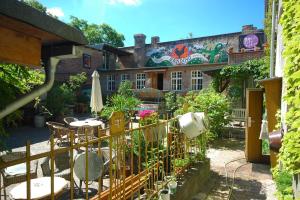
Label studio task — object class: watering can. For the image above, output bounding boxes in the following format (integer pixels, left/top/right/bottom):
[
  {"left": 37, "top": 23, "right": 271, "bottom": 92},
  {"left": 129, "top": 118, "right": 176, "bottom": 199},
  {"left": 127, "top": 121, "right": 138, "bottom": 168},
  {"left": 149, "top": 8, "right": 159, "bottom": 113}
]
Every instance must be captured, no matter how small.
[{"left": 178, "top": 112, "right": 208, "bottom": 139}]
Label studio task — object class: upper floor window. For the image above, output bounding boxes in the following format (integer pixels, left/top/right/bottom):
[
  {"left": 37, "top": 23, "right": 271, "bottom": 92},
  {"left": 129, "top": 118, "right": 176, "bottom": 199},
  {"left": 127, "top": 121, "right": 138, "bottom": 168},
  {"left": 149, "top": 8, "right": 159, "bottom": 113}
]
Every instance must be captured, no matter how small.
[
  {"left": 107, "top": 75, "right": 115, "bottom": 91},
  {"left": 171, "top": 71, "right": 182, "bottom": 91},
  {"left": 121, "top": 74, "right": 130, "bottom": 82},
  {"left": 191, "top": 70, "right": 203, "bottom": 90},
  {"left": 136, "top": 73, "right": 146, "bottom": 89},
  {"left": 103, "top": 52, "right": 110, "bottom": 70}
]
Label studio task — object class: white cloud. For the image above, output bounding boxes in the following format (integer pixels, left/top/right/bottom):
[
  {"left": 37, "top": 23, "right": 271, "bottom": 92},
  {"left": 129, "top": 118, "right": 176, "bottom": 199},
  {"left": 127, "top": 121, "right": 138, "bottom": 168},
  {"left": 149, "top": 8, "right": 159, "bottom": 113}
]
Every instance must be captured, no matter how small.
[
  {"left": 108, "top": 0, "right": 141, "bottom": 6},
  {"left": 46, "top": 7, "right": 64, "bottom": 18}
]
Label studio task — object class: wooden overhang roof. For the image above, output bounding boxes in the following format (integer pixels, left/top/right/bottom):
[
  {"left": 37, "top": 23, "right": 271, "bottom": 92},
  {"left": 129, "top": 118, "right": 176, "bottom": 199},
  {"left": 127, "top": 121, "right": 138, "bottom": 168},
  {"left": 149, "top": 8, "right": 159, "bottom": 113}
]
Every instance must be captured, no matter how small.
[{"left": 0, "top": 0, "right": 88, "bottom": 66}]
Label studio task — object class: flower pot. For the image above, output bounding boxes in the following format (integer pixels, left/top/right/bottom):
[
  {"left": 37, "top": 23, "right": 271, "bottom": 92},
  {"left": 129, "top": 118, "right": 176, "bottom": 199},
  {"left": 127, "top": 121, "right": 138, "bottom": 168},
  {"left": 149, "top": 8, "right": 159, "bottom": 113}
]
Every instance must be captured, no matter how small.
[
  {"left": 158, "top": 189, "right": 170, "bottom": 200},
  {"left": 34, "top": 115, "right": 45, "bottom": 128},
  {"left": 168, "top": 180, "right": 177, "bottom": 194}
]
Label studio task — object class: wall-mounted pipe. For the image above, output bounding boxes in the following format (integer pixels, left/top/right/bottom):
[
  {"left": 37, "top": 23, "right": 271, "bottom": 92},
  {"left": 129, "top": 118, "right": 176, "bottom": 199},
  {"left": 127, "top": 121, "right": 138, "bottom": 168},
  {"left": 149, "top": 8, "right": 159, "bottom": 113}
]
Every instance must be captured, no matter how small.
[
  {"left": 270, "top": 0, "right": 277, "bottom": 78},
  {"left": 0, "top": 57, "right": 60, "bottom": 119}
]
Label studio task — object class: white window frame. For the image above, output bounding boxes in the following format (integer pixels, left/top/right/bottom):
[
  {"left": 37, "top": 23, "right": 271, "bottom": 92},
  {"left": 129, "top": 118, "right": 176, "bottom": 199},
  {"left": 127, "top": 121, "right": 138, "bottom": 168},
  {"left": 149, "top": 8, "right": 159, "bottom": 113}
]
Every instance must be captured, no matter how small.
[
  {"left": 171, "top": 71, "right": 182, "bottom": 91},
  {"left": 191, "top": 70, "right": 203, "bottom": 90},
  {"left": 136, "top": 73, "right": 146, "bottom": 89},
  {"left": 107, "top": 75, "right": 115, "bottom": 91},
  {"left": 121, "top": 74, "right": 130, "bottom": 82},
  {"left": 103, "top": 52, "right": 110, "bottom": 70}
]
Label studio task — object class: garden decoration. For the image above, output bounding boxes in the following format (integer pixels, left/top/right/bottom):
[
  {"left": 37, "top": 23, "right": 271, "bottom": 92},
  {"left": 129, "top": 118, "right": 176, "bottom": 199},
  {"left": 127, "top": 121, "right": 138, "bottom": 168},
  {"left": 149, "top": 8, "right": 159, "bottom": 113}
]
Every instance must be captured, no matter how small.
[{"left": 178, "top": 112, "right": 207, "bottom": 139}]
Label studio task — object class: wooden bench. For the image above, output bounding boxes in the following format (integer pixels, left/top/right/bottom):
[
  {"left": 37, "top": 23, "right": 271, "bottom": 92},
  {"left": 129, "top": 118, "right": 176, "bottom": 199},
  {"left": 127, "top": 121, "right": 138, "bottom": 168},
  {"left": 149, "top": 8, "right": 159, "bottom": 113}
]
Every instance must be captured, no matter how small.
[{"left": 91, "top": 170, "right": 150, "bottom": 200}]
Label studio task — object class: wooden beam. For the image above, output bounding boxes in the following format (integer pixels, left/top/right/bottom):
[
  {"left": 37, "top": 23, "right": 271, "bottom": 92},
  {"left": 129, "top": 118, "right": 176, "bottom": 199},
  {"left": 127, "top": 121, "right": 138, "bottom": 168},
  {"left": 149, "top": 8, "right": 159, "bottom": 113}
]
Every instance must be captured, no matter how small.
[{"left": 0, "top": 26, "right": 41, "bottom": 66}]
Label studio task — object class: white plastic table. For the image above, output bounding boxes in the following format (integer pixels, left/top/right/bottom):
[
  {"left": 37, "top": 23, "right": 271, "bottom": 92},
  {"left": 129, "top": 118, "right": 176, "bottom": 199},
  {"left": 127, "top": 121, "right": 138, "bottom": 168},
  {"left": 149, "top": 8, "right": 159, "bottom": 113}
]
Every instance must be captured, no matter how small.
[
  {"left": 9, "top": 177, "right": 67, "bottom": 200},
  {"left": 70, "top": 119, "right": 104, "bottom": 128}
]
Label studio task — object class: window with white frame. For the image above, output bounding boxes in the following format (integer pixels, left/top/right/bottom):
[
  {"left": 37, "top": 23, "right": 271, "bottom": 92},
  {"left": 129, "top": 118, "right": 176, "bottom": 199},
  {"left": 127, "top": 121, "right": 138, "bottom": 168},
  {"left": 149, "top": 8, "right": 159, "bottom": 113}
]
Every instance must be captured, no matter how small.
[
  {"left": 136, "top": 73, "right": 146, "bottom": 89},
  {"left": 171, "top": 71, "right": 182, "bottom": 91},
  {"left": 107, "top": 75, "right": 115, "bottom": 91},
  {"left": 121, "top": 74, "right": 130, "bottom": 82},
  {"left": 191, "top": 70, "right": 203, "bottom": 90},
  {"left": 102, "top": 52, "right": 110, "bottom": 70}
]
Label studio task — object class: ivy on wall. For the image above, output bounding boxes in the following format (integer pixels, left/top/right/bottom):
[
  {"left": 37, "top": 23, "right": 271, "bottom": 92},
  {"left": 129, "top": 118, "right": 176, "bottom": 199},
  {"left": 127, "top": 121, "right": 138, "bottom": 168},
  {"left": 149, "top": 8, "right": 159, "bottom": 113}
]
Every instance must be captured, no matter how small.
[{"left": 279, "top": 0, "right": 300, "bottom": 175}]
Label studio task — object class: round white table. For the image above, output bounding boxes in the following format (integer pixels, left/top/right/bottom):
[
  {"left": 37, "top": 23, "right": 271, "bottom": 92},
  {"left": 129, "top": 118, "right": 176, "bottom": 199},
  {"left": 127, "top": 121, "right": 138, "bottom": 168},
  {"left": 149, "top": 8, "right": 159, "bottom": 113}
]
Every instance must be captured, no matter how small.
[
  {"left": 70, "top": 119, "right": 104, "bottom": 128},
  {"left": 9, "top": 177, "right": 67, "bottom": 200}
]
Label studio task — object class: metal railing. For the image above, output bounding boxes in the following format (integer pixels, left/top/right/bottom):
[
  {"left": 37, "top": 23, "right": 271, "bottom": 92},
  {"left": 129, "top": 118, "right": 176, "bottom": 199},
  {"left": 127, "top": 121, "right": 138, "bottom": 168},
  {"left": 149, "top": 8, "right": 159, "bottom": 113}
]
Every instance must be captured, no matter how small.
[{"left": 0, "top": 113, "right": 206, "bottom": 200}]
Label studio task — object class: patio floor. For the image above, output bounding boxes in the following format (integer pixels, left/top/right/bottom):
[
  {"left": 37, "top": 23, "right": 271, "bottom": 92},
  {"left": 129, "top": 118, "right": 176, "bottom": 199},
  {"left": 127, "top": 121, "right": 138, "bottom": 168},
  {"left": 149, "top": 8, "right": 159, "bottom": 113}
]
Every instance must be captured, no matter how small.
[{"left": 191, "top": 139, "right": 277, "bottom": 200}]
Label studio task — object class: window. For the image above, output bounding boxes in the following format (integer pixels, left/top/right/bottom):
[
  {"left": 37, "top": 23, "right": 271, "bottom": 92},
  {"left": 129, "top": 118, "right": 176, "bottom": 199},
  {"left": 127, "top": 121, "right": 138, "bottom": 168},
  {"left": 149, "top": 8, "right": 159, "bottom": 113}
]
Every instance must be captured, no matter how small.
[
  {"left": 121, "top": 74, "right": 130, "bottom": 82},
  {"left": 107, "top": 75, "right": 115, "bottom": 91},
  {"left": 191, "top": 70, "right": 203, "bottom": 90},
  {"left": 136, "top": 73, "right": 146, "bottom": 89},
  {"left": 102, "top": 52, "right": 110, "bottom": 70},
  {"left": 171, "top": 71, "right": 182, "bottom": 91}
]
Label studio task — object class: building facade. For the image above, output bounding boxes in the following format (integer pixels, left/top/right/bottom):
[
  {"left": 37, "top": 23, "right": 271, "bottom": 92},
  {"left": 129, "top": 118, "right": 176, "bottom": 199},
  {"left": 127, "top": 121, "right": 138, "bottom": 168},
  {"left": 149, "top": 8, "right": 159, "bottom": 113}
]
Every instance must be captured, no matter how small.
[{"left": 55, "top": 25, "right": 265, "bottom": 101}]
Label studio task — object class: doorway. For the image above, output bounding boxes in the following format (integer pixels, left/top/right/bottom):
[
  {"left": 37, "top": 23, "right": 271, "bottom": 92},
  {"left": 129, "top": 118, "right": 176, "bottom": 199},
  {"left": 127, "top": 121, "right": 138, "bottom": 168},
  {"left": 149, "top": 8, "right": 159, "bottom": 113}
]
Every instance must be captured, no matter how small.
[{"left": 157, "top": 73, "right": 164, "bottom": 90}]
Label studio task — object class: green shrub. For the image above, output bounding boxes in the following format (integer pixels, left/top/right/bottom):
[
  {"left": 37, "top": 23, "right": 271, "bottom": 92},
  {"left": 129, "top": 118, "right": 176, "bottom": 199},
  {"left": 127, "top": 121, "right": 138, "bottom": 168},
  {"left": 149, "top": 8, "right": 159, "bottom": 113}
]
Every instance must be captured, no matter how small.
[
  {"left": 175, "top": 87, "right": 231, "bottom": 138},
  {"left": 272, "top": 166, "right": 293, "bottom": 200},
  {"left": 46, "top": 72, "right": 87, "bottom": 118},
  {"left": 101, "top": 81, "right": 141, "bottom": 120}
]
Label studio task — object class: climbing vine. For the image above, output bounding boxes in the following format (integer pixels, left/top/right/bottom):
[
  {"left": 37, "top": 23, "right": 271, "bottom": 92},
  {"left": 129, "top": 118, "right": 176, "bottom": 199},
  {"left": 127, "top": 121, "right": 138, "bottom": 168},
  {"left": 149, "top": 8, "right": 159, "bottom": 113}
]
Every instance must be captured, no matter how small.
[{"left": 278, "top": 0, "right": 300, "bottom": 175}]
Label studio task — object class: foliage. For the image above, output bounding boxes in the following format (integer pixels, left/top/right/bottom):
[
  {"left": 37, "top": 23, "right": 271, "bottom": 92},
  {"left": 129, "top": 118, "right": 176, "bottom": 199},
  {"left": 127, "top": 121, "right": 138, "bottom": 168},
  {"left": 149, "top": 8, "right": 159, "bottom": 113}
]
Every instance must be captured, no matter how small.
[
  {"left": 22, "top": 0, "right": 58, "bottom": 19},
  {"left": 46, "top": 73, "right": 87, "bottom": 117},
  {"left": 0, "top": 64, "right": 44, "bottom": 150},
  {"left": 139, "top": 110, "right": 159, "bottom": 126},
  {"left": 164, "top": 92, "right": 179, "bottom": 113},
  {"left": 175, "top": 88, "right": 231, "bottom": 138},
  {"left": 101, "top": 81, "right": 141, "bottom": 120},
  {"left": 22, "top": 0, "right": 47, "bottom": 13},
  {"left": 69, "top": 16, "right": 125, "bottom": 47},
  {"left": 272, "top": 166, "right": 293, "bottom": 200},
  {"left": 278, "top": 0, "right": 300, "bottom": 175},
  {"left": 212, "top": 59, "right": 269, "bottom": 93}
]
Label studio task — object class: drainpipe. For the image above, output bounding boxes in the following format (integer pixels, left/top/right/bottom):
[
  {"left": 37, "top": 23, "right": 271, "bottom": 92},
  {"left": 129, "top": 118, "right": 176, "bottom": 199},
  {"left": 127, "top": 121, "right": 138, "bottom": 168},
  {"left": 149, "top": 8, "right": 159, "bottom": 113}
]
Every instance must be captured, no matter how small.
[
  {"left": 270, "top": 0, "right": 276, "bottom": 78},
  {"left": 0, "top": 57, "right": 60, "bottom": 119}
]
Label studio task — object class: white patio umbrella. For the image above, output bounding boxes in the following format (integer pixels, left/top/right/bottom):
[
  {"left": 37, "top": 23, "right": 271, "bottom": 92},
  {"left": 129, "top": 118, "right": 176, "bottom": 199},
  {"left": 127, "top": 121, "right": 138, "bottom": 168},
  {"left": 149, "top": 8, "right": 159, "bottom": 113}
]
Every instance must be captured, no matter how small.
[{"left": 90, "top": 70, "right": 103, "bottom": 114}]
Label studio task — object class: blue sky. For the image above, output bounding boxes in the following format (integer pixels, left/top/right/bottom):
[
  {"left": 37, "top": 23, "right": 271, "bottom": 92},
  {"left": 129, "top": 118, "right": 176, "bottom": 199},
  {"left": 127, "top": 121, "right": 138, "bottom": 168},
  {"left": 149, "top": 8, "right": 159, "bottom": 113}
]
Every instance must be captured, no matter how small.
[{"left": 41, "top": 0, "right": 265, "bottom": 46}]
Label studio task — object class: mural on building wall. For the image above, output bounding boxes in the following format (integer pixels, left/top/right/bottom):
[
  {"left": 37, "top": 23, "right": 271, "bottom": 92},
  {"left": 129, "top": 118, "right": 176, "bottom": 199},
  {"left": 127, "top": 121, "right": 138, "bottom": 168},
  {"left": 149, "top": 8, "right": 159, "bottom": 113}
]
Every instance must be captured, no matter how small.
[{"left": 145, "top": 41, "right": 229, "bottom": 67}]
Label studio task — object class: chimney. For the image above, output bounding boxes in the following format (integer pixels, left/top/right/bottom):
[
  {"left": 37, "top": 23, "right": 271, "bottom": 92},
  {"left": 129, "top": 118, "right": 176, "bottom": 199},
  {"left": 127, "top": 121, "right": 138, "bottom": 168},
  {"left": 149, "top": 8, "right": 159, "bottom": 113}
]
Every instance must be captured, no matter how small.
[
  {"left": 242, "top": 25, "right": 258, "bottom": 34},
  {"left": 151, "top": 36, "right": 160, "bottom": 47},
  {"left": 134, "top": 34, "right": 146, "bottom": 68}
]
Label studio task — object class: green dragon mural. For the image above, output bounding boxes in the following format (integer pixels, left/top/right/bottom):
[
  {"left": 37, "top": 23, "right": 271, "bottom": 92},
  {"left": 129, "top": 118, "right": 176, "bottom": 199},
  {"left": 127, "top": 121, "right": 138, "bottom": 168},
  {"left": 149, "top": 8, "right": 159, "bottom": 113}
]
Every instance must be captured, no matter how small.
[{"left": 145, "top": 41, "right": 229, "bottom": 67}]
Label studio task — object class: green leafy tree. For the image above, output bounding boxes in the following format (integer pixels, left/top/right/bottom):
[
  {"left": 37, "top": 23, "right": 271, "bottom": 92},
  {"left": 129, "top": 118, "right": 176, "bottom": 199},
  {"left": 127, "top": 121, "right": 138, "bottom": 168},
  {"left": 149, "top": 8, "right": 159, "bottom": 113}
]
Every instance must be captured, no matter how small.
[
  {"left": 69, "top": 16, "right": 125, "bottom": 47},
  {"left": 21, "top": 0, "right": 58, "bottom": 19},
  {"left": 22, "top": 0, "right": 47, "bottom": 13},
  {"left": 0, "top": 64, "right": 44, "bottom": 150}
]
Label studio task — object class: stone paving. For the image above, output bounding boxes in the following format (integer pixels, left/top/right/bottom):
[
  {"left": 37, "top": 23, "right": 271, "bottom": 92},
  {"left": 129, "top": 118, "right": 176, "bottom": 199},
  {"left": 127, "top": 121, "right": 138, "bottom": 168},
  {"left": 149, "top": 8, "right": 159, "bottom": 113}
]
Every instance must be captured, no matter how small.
[{"left": 191, "top": 139, "right": 277, "bottom": 200}]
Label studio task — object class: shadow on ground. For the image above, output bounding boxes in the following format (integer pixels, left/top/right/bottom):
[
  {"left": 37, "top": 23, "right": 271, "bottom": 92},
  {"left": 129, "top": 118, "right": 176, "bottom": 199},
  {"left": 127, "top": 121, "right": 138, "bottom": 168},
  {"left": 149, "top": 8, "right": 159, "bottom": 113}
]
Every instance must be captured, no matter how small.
[
  {"left": 3, "top": 126, "right": 49, "bottom": 150},
  {"left": 209, "top": 138, "right": 245, "bottom": 151}
]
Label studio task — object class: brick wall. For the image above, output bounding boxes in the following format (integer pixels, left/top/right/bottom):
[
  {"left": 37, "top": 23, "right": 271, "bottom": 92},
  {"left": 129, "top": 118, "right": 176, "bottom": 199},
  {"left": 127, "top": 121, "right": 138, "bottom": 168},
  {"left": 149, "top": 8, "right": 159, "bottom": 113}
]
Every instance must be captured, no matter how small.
[{"left": 228, "top": 50, "right": 265, "bottom": 65}]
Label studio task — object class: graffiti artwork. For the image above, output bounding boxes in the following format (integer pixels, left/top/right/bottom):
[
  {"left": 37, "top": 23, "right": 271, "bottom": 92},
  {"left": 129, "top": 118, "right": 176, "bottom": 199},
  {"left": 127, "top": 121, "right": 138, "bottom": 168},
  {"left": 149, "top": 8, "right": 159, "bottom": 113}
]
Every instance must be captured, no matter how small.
[{"left": 145, "top": 41, "right": 229, "bottom": 67}]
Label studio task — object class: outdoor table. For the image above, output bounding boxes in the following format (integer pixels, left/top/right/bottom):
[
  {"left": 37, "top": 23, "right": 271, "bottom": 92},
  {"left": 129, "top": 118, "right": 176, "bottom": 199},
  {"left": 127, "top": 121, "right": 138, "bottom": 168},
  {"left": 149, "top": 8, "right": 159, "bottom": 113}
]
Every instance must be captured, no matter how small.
[
  {"left": 9, "top": 177, "right": 67, "bottom": 200},
  {"left": 70, "top": 119, "right": 104, "bottom": 129}
]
